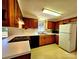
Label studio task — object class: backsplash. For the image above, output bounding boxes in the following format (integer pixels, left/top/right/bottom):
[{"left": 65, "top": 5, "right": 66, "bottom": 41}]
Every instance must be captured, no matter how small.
[{"left": 8, "top": 27, "right": 38, "bottom": 36}]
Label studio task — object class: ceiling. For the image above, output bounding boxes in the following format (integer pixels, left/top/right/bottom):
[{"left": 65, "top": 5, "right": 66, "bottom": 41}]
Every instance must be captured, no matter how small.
[{"left": 17, "top": 0, "right": 77, "bottom": 21}]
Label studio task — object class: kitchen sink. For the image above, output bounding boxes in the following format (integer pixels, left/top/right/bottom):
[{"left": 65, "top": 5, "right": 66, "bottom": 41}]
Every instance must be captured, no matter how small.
[{"left": 8, "top": 36, "right": 30, "bottom": 43}]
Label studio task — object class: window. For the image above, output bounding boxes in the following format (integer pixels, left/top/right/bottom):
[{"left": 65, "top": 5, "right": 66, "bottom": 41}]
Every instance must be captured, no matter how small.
[{"left": 38, "top": 20, "right": 45, "bottom": 33}]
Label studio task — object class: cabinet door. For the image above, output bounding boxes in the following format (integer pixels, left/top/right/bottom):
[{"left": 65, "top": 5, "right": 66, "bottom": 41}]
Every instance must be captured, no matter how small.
[
  {"left": 55, "top": 22, "right": 59, "bottom": 29},
  {"left": 47, "top": 21, "right": 53, "bottom": 29},
  {"left": 39, "top": 35, "right": 55, "bottom": 46},
  {"left": 55, "top": 35, "right": 59, "bottom": 44},
  {"left": 39, "top": 35, "right": 46, "bottom": 46},
  {"left": 46, "top": 35, "right": 55, "bottom": 44},
  {"left": 2, "top": 0, "right": 22, "bottom": 27},
  {"left": 23, "top": 18, "right": 38, "bottom": 29},
  {"left": 29, "top": 19, "right": 38, "bottom": 28},
  {"left": 2, "top": 0, "right": 9, "bottom": 26},
  {"left": 33, "top": 20, "right": 38, "bottom": 28}
]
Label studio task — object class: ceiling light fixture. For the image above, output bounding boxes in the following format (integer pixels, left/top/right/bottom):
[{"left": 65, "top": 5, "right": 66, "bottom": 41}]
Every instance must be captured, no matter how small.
[{"left": 42, "top": 8, "right": 61, "bottom": 16}]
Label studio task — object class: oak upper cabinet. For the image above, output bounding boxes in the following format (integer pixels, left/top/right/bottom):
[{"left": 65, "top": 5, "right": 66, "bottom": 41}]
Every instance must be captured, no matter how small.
[
  {"left": 23, "top": 17, "right": 38, "bottom": 29},
  {"left": 30, "top": 19, "right": 38, "bottom": 28},
  {"left": 47, "top": 21, "right": 52, "bottom": 29},
  {"left": 33, "top": 20, "right": 38, "bottom": 28},
  {"left": 54, "top": 22, "right": 59, "bottom": 29},
  {"left": 2, "top": 0, "right": 9, "bottom": 26},
  {"left": 47, "top": 21, "right": 55, "bottom": 29},
  {"left": 39, "top": 35, "right": 55, "bottom": 46},
  {"left": 2, "top": 0, "right": 22, "bottom": 27},
  {"left": 23, "top": 20, "right": 29, "bottom": 29}
]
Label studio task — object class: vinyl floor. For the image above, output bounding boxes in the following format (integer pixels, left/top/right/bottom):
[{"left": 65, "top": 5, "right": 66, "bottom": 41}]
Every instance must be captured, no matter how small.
[{"left": 31, "top": 44, "right": 76, "bottom": 59}]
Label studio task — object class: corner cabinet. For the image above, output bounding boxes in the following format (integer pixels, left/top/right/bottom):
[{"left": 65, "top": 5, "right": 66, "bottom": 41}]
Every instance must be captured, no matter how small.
[{"left": 2, "top": 0, "right": 23, "bottom": 27}]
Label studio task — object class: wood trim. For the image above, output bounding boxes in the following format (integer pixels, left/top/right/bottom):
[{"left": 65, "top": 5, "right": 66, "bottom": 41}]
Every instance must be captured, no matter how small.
[
  {"left": 22, "top": 17, "right": 37, "bottom": 20},
  {"left": 11, "top": 53, "right": 31, "bottom": 59},
  {"left": 56, "top": 17, "right": 77, "bottom": 22}
]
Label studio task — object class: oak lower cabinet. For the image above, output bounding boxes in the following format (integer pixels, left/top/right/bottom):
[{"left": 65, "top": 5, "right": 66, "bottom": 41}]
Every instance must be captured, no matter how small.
[
  {"left": 39, "top": 35, "right": 46, "bottom": 46},
  {"left": 39, "top": 35, "right": 55, "bottom": 46},
  {"left": 11, "top": 53, "right": 31, "bottom": 59}
]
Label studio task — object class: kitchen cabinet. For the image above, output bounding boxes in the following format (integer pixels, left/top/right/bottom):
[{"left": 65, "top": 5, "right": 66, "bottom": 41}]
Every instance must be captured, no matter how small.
[
  {"left": 23, "top": 20, "right": 29, "bottom": 29},
  {"left": 29, "top": 19, "right": 38, "bottom": 28},
  {"left": 31, "top": 20, "right": 38, "bottom": 28},
  {"left": 2, "top": 0, "right": 9, "bottom": 26},
  {"left": 39, "top": 35, "right": 46, "bottom": 46},
  {"left": 47, "top": 21, "right": 55, "bottom": 29},
  {"left": 54, "top": 22, "right": 59, "bottom": 29},
  {"left": 39, "top": 35, "right": 55, "bottom": 46},
  {"left": 23, "top": 17, "right": 38, "bottom": 29},
  {"left": 2, "top": 0, "right": 10, "bottom": 26},
  {"left": 2, "top": 0, "right": 22, "bottom": 27},
  {"left": 54, "top": 17, "right": 77, "bottom": 32},
  {"left": 11, "top": 53, "right": 31, "bottom": 59},
  {"left": 47, "top": 21, "right": 52, "bottom": 29}
]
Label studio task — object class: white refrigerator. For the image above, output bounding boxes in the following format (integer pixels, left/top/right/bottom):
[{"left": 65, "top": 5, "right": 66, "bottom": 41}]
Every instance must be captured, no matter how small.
[{"left": 59, "top": 23, "right": 76, "bottom": 52}]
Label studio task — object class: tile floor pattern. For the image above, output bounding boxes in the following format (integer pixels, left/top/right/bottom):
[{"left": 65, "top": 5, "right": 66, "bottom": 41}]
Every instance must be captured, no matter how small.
[{"left": 31, "top": 44, "right": 76, "bottom": 59}]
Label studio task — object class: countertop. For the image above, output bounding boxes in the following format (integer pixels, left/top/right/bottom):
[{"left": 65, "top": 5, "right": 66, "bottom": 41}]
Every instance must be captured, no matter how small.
[
  {"left": 8, "top": 33, "right": 59, "bottom": 41},
  {"left": 2, "top": 38, "right": 31, "bottom": 59}
]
